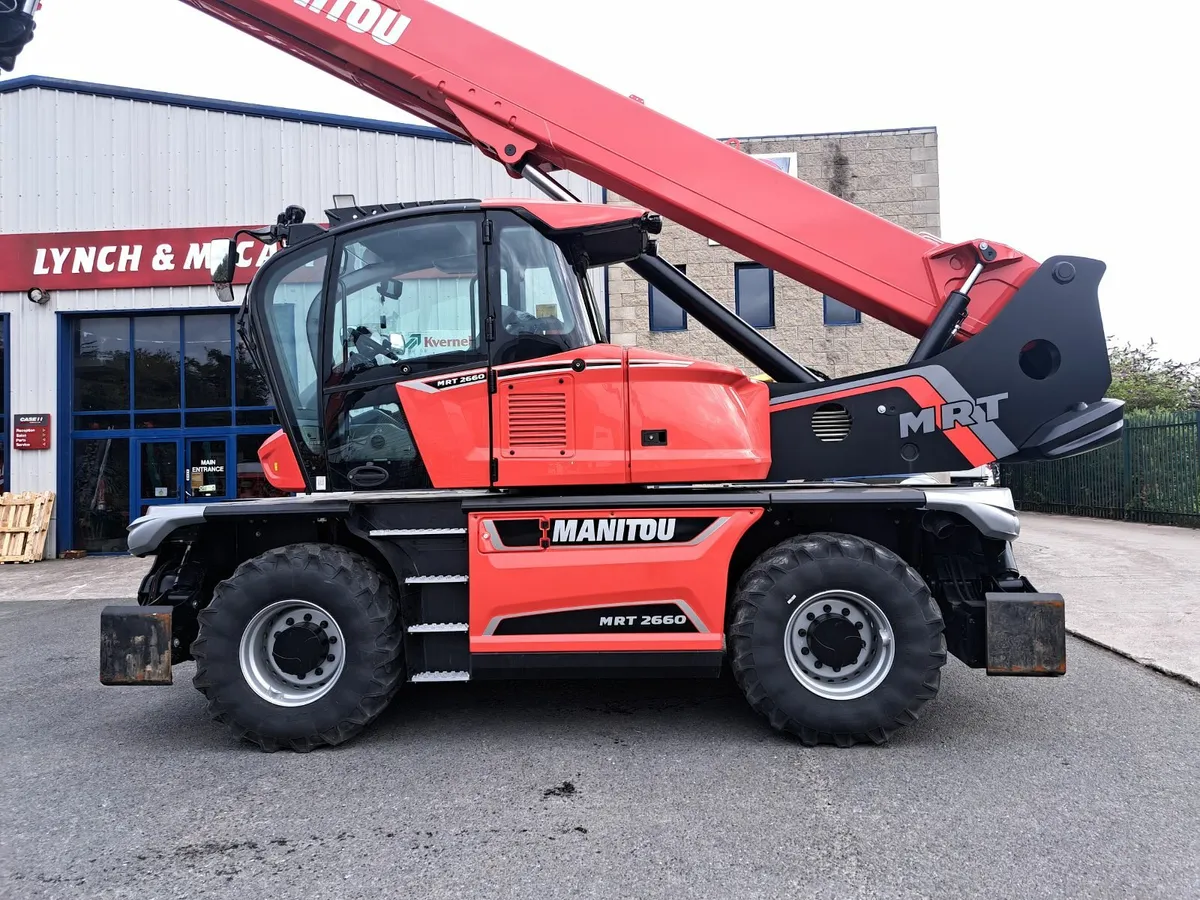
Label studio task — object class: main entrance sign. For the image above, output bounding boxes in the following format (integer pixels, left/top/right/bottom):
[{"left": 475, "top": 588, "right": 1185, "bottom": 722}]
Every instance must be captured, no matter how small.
[{"left": 0, "top": 225, "right": 285, "bottom": 291}]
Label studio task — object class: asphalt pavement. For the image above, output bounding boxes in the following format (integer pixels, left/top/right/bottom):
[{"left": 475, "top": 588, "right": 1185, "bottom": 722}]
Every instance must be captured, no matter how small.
[{"left": 1, "top": 597, "right": 1198, "bottom": 900}]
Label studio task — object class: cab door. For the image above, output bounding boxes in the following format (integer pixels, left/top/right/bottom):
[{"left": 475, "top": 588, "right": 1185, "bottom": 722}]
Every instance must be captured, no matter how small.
[
  {"left": 484, "top": 211, "right": 629, "bottom": 488},
  {"left": 319, "top": 211, "right": 493, "bottom": 490}
]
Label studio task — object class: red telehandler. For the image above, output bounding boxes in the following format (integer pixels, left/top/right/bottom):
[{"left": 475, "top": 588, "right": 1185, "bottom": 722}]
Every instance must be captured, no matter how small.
[{"left": 6, "top": 1, "right": 1121, "bottom": 750}]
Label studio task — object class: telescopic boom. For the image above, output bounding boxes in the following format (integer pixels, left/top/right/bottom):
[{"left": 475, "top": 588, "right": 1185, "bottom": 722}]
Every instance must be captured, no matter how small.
[{"left": 166, "top": 0, "right": 1039, "bottom": 343}]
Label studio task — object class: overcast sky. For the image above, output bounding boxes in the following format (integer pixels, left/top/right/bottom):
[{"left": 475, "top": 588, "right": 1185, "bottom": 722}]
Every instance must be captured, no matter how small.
[{"left": 12, "top": 0, "right": 1199, "bottom": 361}]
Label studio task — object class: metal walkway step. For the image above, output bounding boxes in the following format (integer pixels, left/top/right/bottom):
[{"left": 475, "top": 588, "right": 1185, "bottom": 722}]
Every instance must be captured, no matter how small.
[
  {"left": 405, "top": 574, "right": 468, "bottom": 584},
  {"left": 407, "top": 623, "right": 469, "bottom": 634},
  {"left": 410, "top": 670, "right": 470, "bottom": 683},
  {"left": 371, "top": 528, "right": 468, "bottom": 537}
]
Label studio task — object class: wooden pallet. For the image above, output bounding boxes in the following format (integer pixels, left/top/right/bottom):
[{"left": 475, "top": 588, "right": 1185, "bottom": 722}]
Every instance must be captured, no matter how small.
[{"left": 0, "top": 492, "right": 55, "bottom": 564}]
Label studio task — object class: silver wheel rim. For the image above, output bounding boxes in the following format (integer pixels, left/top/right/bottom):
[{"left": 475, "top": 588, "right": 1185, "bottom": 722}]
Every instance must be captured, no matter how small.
[
  {"left": 238, "top": 600, "right": 346, "bottom": 707},
  {"left": 784, "top": 589, "right": 895, "bottom": 700}
]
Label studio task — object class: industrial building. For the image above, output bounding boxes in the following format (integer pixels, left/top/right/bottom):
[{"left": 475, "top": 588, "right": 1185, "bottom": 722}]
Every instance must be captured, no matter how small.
[
  {"left": 605, "top": 130, "right": 940, "bottom": 377},
  {"left": 0, "top": 76, "right": 939, "bottom": 555}
]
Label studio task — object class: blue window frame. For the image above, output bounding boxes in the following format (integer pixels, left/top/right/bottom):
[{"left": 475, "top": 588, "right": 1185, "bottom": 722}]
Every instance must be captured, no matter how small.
[
  {"left": 735, "top": 263, "right": 774, "bottom": 329},
  {"left": 60, "top": 311, "right": 285, "bottom": 554},
  {"left": 649, "top": 264, "right": 687, "bottom": 332},
  {"left": 1, "top": 314, "right": 7, "bottom": 493},
  {"left": 823, "top": 294, "right": 861, "bottom": 326}
]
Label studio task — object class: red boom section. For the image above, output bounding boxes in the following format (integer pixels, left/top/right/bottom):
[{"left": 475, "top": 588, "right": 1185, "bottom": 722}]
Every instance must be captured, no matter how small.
[{"left": 184, "top": 0, "right": 1039, "bottom": 339}]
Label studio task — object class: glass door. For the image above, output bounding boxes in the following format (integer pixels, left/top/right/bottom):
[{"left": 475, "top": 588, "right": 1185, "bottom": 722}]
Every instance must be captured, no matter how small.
[
  {"left": 185, "top": 437, "right": 233, "bottom": 502},
  {"left": 134, "top": 438, "right": 182, "bottom": 518},
  {"left": 74, "top": 437, "right": 132, "bottom": 553}
]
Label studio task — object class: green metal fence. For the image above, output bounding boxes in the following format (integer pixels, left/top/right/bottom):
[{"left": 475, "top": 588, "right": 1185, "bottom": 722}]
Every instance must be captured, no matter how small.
[{"left": 999, "top": 410, "right": 1200, "bottom": 528}]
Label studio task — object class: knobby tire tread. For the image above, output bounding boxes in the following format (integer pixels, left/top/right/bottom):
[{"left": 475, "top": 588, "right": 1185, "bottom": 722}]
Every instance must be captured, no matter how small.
[
  {"left": 729, "top": 531, "right": 946, "bottom": 747},
  {"left": 192, "top": 542, "right": 403, "bottom": 752}
]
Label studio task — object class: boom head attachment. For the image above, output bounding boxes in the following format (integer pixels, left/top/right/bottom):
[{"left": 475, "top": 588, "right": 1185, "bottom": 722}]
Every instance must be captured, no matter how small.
[{"left": 763, "top": 255, "right": 1124, "bottom": 480}]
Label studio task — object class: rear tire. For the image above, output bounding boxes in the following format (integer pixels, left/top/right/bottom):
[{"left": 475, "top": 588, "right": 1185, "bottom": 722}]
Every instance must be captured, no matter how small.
[
  {"left": 729, "top": 532, "right": 946, "bottom": 747},
  {"left": 192, "top": 543, "right": 403, "bottom": 752}
]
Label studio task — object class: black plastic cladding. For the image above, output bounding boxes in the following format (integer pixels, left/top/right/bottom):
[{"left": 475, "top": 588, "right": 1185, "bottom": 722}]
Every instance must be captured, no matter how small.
[
  {"left": 767, "top": 386, "right": 969, "bottom": 481},
  {"left": 762, "top": 256, "right": 1122, "bottom": 480},
  {"left": 324, "top": 199, "right": 483, "bottom": 226}
]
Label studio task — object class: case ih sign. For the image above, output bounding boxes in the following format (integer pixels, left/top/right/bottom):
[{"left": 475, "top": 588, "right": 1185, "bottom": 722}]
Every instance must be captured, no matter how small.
[
  {"left": 0, "top": 226, "right": 283, "bottom": 291},
  {"left": 13, "top": 415, "right": 51, "bottom": 451}
]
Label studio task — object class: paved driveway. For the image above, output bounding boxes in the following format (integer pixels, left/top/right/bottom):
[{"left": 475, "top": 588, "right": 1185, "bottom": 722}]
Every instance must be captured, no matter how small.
[
  {"left": 1, "top": 597, "right": 1198, "bottom": 900},
  {"left": 1014, "top": 513, "right": 1200, "bottom": 685}
]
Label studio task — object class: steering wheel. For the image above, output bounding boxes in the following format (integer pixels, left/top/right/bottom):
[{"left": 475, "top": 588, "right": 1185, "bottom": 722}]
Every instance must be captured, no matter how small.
[
  {"left": 502, "top": 305, "right": 566, "bottom": 335},
  {"left": 347, "top": 404, "right": 409, "bottom": 434},
  {"left": 345, "top": 326, "right": 401, "bottom": 364}
]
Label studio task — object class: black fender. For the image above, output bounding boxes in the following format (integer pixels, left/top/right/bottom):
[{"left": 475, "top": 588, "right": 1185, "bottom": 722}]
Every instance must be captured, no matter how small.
[{"left": 126, "top": 504, "right": 210, "bottom": 557}]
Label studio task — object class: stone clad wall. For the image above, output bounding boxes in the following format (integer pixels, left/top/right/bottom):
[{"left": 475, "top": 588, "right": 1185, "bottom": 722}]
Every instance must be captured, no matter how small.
[{"left": 605, "top": 127, "right": 940, "bottom": 378}]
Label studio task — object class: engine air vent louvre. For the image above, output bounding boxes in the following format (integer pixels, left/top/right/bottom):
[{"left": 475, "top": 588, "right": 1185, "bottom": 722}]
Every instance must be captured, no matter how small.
[
  {"left": 508, "top": 393, "right": 568, "bottom": 447},
  {"left": 811, "top": 403, "right": 852, "bottom": 442}
]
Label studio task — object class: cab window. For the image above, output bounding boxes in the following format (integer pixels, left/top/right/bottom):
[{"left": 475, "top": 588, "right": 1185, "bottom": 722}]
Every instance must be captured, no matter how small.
[
  {"left": 328, "top": 214, "right": 485, "bottom": 388},
  {"left": 258, "top": 243, "right": 330, "bottom": 456},
  {"left": 491, "top": 216, "right": 597, "bottom": 365}
]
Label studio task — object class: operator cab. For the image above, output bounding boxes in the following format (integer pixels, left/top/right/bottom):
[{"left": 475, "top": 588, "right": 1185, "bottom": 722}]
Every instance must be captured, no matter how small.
[{"left": 237, "top": 199, "right": 658, "bottom": 493}]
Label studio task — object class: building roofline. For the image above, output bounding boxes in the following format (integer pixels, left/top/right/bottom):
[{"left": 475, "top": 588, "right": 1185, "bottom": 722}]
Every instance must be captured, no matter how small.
[
  {"left": 0, "top": 75, "right": 934, "bottom": 148},
  {"left": 0, "top": 74, "right": 464, "bottom": 142},
  {"left": 721, "top": 125, "right": 937, "bottom": 142}
]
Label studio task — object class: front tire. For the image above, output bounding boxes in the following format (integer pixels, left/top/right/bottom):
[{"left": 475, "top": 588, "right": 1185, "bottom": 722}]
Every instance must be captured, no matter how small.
[
  {"left": 729, "top": 532, "right": 946, "bottom": 747},
  {"left": 192, "top": 543, "right": 403, "bottom": 752}
]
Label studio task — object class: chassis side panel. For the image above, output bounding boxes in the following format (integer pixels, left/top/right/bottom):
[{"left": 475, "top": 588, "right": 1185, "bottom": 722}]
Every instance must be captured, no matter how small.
[
  {"left": 467, "top": 506, "right": 762, "bottom": 654},
  {"left": 118, "top": 484, "right": 1063, "bottom": 681}
]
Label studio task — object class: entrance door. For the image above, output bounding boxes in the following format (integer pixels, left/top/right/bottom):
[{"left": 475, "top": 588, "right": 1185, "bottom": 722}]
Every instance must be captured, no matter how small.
[
  {"left": 134, "top": 438, "right": 182, "bottom": 519},
  {"left": 185, "top": 437, "right": 233, "bottom": 502}
]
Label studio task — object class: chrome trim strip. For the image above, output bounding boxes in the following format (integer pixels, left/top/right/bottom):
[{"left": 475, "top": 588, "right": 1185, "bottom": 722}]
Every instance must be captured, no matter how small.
[
  {"left": 411, "top": 671, "right": 470, "bottom": 683},
  {"left": 684, "top": 516, "right": 730, "bottom": 546},
  {"left": 482, "top": 598, "right": 710, "bottom": 637},
  {"left": 372, "top": 528, "right": 467, "bottom": 537},
  {"left": 481, "top": 519, "right": 507, "bottom": 549}
]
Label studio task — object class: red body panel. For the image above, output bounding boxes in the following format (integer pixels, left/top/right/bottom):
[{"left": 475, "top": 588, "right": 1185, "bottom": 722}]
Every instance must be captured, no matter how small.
[
  {"left": 626, "top": 349, "right": 771, "bottom": 484},
  {"left": 482, "top": 199, "right": 648, "bottom": 231},
  {"left": 397, "top": 370, "right": 491, "bottom": 487},
  {"left": 184, "top": 0, "right": 1039, "bottom": 339},
  {"left": 493, "top": 347, "right": 629, "bottom": 487},
  {"left": 258, "top": 428, "right": 306, "bottom": 491},
  {"left": 468, "top": 507, "right": 762, "bottom": 653},
  {"left": 397, "top": 346, "right": 773, "bottom": 489}
]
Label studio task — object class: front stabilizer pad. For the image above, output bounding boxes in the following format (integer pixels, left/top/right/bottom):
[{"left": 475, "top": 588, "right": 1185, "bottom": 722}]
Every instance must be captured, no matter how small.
[
  {"left": 100, "top": 606, "right": 173, "bottom": 685},
  {"left": 984, "top": 592, "right": 1066, "bottom": 676}
]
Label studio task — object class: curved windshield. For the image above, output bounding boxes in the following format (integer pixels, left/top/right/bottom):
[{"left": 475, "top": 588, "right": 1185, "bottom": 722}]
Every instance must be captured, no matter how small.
[{"left": 257, "top": 243, "right": 329, "bottom": 456}]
